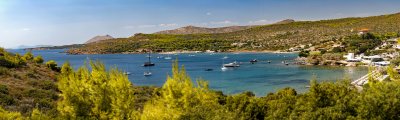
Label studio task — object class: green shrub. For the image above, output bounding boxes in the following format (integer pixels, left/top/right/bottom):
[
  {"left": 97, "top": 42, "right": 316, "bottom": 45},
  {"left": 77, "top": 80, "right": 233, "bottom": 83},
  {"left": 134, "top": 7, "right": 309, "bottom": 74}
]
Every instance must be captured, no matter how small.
[
  {"left": 45, "top": 60, "right": 59, "bottom": 71},
  {"left": 0, "top": 85, "right": 15, "bottom": 106},
  {"left": 0, "top": 67, "right": 9, "bottom": 75},
  {"left": 23, "top": 51, "right": 34, "bottom": 61},
  {"left": 33, "top": 56, "right": 44, "bottom": 64}
]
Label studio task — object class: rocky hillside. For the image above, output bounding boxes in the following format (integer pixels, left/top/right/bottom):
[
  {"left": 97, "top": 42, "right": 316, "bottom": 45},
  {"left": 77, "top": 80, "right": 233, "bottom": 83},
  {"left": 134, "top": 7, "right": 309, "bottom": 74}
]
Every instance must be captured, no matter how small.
[
  {"left": 154, "top": 25, "right": 254, "bottom": 34},
  {"left": 68, "top": 12, "right": 400, "bottom": 54},
  {"left": 0, "top": 48, "right": 59, "bottom": 116},
  {"left": 84, "top": 35, "right": 114, "bottom": 44}
]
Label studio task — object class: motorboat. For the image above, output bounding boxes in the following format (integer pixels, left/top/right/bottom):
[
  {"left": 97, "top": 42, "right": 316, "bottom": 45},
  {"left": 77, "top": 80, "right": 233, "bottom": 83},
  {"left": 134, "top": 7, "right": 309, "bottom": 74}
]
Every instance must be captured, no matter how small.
[
  {"left": 144, "top": 71, "right": 152, "bottom": 76},
  {"left": 164, "top": 56, "right": 172, "bottom": 60},
  {"left": 250, "top": 59, "right": 258, "bottom": 64},
  {"left": 223, "top": 61, "right": 240, "bottom": 67},
  {"left": 123, "top": 72, "right": 131, "bottom": 75}
]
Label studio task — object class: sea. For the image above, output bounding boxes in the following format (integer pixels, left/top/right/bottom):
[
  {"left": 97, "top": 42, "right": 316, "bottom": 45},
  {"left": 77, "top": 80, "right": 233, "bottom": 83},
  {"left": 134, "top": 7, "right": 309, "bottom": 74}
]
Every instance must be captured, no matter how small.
[{"left": 9, "top": 49, "right": 367, "bottom": 96}]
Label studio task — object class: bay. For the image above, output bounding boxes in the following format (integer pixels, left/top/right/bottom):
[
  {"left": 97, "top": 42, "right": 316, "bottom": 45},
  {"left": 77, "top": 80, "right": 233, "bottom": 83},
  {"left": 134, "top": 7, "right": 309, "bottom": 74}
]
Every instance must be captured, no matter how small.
[{"left": 9, "top": 49, "right": 367, "bottom": 96}]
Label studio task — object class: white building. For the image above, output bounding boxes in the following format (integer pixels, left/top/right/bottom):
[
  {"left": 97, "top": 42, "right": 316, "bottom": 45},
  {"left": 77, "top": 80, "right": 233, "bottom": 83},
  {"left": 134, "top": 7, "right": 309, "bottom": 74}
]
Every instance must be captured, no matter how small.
[{"left": 345, "top": 53, "right": 361, "bottom": 62}]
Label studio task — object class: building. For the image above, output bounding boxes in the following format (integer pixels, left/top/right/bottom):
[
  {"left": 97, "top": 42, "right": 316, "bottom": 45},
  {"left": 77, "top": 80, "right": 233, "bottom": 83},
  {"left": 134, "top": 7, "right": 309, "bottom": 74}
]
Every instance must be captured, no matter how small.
[{"left": 345, "top": 53, "right": 361, "bottom": 62}]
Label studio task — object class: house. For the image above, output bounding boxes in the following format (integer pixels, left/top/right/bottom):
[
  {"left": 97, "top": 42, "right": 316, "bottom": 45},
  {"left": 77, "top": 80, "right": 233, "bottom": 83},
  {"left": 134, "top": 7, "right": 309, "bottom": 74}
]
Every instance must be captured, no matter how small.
[{"left": 345, "top": 53, "right": 361, "bottom": 62}]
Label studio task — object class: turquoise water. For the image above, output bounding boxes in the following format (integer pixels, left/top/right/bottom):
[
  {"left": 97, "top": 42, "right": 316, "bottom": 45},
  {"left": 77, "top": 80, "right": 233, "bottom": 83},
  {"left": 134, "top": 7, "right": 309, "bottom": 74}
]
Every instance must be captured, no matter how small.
[{"left": 9, "top": 49, "right": 367, "bottom": 96}]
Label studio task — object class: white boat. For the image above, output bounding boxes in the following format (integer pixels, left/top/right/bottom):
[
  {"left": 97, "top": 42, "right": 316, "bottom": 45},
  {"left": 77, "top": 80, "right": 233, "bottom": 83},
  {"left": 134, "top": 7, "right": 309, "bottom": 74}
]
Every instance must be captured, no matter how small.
[
  {"left": 144, "top": 71, "right": 152, "bottom": 76},
  {"left": 164, "top": 56, "right": 172, "bottom": 60},
  {"left": 189, "top": 54, "right": 195, "bottom": 57},
  {"left": 123, "top": 72, "right": 131, "bottom": 75},
  {"left": 223, "top": 61, "right": 240, "bottom": 67},
  {"left": 222, "top": 56, "right": 229, "bottom": 59}
]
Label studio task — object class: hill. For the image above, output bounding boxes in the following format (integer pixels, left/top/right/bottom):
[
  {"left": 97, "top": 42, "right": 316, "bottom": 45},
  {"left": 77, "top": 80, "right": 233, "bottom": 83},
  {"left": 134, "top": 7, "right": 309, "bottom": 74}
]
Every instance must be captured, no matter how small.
[
  {"left": 154, "top": 25, "right": 254, "bottom": 34},
  {"left": 275, "top": 19, "right": 295, "bottom": 24},
  {"left": 0, "top": 48, "right": 59, "bottom": 116},
  {"left": 68, "top": 12, "right": 400, "bottom": 54},
  {"left": 84, "top": 35, "right": 114, "bottom": 44}
]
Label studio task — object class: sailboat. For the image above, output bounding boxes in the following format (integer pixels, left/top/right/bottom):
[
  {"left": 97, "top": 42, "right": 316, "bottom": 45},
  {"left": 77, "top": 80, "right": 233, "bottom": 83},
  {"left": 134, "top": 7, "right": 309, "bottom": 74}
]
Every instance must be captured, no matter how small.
[{"left": 143, "top": 52, "right": 155, "bottom": 67}]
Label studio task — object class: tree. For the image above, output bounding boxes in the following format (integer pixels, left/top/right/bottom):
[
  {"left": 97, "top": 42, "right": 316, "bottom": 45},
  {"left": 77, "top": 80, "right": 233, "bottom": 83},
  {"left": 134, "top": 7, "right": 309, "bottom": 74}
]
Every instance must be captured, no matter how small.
[
  {"left": 57, "top": 61, "right": 138, "bottom": 119},
  {"left": 141, "top": 61, "right": 233, "bottom": 119}
]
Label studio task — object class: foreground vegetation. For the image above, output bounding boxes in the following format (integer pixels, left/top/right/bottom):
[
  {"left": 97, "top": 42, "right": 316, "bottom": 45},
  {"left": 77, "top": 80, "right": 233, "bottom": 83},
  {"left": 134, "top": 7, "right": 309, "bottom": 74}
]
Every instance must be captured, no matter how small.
[
  {"left": 68, "top": 13, "right": 400, "bottom": 54},
  {"left": 2, "top": 48, "right": 400, "bottom": 119}
]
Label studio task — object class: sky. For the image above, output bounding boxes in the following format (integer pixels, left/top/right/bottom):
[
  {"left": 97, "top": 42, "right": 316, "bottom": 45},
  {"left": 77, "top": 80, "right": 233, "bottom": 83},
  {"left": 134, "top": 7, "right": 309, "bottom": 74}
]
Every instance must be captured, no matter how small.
[{"left": 1, "top": 0, "right": 400, "bottom": 48}]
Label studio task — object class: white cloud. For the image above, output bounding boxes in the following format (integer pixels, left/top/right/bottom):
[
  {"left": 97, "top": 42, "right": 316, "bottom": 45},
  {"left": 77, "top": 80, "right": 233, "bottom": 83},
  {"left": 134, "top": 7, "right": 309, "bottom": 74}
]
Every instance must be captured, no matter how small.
[
  {"left": 248, "top": 19, "right": 272, "bottom": 25},
  {"left": 159, "top": 23, "right": 177, "bottom": 27},
  {"left": 206, "top": 12, "right": 212, "bottom": 16}
]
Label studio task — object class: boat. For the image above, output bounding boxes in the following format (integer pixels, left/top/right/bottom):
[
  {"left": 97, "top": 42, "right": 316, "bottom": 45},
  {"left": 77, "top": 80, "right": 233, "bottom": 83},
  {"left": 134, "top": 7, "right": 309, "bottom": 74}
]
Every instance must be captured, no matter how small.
[
  {"left": 189, "top": 54, "right": 195, "bottom": 57},
  {"left": 164, "top": 56, "right": 172, "bottom": 60},
  {"left": 282, "top": 61, "right": 289, "bottom": 65},
  {"left": 222, "top": 56, "right": 229, "bottom": 59},
  {"left": 250, "top": 59, "right": 258, "bottom": 64},
  {"left": 205, "top": 68, "right": 213, "bottom": 71},
  {"left": 223, "top": 61, "right": 240, "bottom": 67},
  {"left": 123, "top": 72, "right": 131, "bottom": 75},
  {"left": 143, "top": 52, "right": 155, "bottom": 67},
  {"left": 267, "top": 60, "right": 271, "bottom": 63},
  {"left": 164, "top": 54, "right": 172, "bottom": 60},
  {"left": 143, "top": 62, "right": 155, "bottom": 67},
  {"left": 144, "top": 71, "right": 152, "bottom": 76},
  {"left": 157, "top": 56, "right": 163, "bottom": 59}
]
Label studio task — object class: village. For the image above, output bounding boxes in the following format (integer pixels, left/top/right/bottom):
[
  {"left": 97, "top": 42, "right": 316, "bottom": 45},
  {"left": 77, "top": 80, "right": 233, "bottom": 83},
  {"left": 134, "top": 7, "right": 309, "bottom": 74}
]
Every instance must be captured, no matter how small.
[{"left": 291, "top": 29, "right": 400, "bottom": 87}]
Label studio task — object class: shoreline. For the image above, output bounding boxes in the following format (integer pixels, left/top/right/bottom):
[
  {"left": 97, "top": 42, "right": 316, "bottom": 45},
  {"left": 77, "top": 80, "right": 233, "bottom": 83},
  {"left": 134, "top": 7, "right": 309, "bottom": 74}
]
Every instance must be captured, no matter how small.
[{"left": 64, "top": 49, "right": 300, "bottom": 55}]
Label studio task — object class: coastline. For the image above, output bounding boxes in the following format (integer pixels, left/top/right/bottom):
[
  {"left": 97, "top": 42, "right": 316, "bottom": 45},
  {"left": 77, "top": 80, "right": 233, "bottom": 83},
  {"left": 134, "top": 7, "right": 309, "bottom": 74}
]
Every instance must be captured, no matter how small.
[{"left": 66, "top": 49, "right": 300, "bottom": 55}]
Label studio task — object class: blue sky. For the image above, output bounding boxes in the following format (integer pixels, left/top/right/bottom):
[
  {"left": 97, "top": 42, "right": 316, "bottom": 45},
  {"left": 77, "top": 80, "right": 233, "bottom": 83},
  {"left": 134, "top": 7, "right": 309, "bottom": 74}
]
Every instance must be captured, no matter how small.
[{"left": 1, "top": 0, "right": 400, "bottom": 48}]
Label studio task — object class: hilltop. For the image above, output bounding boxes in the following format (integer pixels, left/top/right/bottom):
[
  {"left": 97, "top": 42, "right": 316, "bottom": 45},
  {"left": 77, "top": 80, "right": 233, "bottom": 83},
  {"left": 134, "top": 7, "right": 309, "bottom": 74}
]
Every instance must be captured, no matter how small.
[
  {"left": 67, "top": 12, "right": 400, "bottom": 54},
  {"left": 154, "top": 25, "right": 254, "bottom": 34},
  {"left": 84, "top": 35, "right": 114, "bottom": 44}
]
